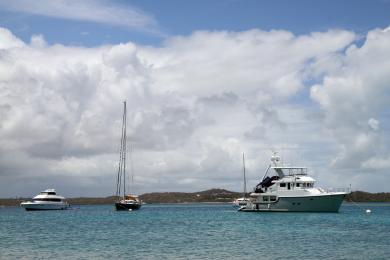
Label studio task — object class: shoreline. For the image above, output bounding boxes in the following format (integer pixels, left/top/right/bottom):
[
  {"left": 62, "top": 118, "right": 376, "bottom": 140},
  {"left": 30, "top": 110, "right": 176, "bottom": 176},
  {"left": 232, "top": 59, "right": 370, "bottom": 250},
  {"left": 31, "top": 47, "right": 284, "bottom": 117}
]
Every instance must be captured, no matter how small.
[
  {"left": 2, "top": 201, "right": 390, "bottom": 208},
  {"left": 1, "top": 190, "right": 389, "bottom": 207},
  {"left": 2, "top": 200, "right": 390, "bottom": 208}
]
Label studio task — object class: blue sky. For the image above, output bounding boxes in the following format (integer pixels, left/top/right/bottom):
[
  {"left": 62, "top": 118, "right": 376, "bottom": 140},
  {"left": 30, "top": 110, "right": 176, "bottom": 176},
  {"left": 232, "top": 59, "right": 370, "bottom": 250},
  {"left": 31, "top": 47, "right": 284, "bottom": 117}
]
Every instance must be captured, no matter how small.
[
  {"left": 0, "top": 0, "right": 390, "bottom": 197},
  {"left": 1, "top": 0, "right": 390, "bottom": 46}
]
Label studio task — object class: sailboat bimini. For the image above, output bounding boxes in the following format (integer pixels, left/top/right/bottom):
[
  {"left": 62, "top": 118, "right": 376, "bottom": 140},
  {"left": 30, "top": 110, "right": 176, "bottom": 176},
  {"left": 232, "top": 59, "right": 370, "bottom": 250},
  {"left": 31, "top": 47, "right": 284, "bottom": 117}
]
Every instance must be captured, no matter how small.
[{"left": 114, "top": 101, "right": 142, "bottom": 211}]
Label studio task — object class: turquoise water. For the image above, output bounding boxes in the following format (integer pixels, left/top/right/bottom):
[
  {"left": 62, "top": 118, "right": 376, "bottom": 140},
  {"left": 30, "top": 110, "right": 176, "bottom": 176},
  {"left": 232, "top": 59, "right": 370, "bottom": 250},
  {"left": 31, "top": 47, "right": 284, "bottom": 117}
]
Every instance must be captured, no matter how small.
[{"left": 1, "top": 203, "right": 389, "bottom": 259}]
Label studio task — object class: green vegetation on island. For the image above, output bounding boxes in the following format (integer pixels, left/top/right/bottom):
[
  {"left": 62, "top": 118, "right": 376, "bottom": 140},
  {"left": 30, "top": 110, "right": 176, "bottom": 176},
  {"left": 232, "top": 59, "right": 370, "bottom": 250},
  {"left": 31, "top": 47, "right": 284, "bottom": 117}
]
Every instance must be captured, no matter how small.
[
  {"left": 139, "top": 188, "right": 241, "bottom": 203},
  {"left": 345, "top": 191, "right": 390, "bottom": 203}
]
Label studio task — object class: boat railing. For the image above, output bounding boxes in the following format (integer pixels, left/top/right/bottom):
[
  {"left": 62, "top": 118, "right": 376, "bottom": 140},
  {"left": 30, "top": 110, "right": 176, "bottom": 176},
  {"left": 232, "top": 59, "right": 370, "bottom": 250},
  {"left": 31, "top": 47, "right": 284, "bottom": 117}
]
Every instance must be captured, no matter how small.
[
  {"left": 283, "top": 168, "right": 308, "bottom": 176},
  {"left": 286, "top": 173, "right": 308, "bottom": 176},
  {"left": 319, "top": 187, "right": 351, "bottom": 193}
]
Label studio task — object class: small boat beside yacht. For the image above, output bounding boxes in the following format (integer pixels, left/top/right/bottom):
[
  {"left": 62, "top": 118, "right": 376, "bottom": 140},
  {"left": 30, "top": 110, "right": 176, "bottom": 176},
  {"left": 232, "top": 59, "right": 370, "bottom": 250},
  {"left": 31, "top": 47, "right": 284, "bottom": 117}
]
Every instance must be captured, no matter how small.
[
  {"left": 114, "top": 101, "right": 142, "bottom": 211},
  {"left": 233, "top": 197, "right": 251, "bottom": 207},
  {"left": 20, "top": 189, "right": 70, "bottom": 211},
  {"left": 239, "top": 153, "right": 349, "bottom": 212}
]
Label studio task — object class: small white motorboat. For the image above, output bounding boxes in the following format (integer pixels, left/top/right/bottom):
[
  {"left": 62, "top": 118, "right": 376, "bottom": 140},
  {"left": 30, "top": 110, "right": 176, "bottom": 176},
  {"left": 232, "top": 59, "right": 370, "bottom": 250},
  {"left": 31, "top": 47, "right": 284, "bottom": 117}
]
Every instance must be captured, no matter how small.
[
  {"left": 20, "top": 189, "right": 70, "bottom": 211},
  {"left": 232, "top": 197, "right": 251, "bottom": 207}
]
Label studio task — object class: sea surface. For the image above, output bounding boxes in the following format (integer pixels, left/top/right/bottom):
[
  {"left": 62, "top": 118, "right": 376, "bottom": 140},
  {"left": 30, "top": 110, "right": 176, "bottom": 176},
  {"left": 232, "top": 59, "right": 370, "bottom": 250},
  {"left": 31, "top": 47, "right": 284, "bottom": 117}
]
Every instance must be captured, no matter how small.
[{"left": 1, "top": 203, "right": 389, "bottom": 259}]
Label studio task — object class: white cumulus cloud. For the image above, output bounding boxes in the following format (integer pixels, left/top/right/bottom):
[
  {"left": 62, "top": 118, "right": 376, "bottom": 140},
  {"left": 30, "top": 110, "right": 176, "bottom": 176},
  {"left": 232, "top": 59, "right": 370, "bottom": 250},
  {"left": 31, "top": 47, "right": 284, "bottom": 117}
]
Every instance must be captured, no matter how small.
[
  {"left": 310, "top": 27, "right": 390, "bottom": 172},
  {"left": 1, "top": 25, "right": 390, "bottom": 197}
]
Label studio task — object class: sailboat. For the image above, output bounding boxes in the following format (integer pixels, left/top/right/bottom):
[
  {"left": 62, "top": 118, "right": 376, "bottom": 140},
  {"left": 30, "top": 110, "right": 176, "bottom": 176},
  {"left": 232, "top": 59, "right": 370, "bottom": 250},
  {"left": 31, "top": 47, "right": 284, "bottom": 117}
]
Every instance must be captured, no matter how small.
[
  {"left": 115, "top": 101, "right": 142, "bottom": 211},
  {"left": 233, "top": 153, "right": 251, "bottom": 207}
]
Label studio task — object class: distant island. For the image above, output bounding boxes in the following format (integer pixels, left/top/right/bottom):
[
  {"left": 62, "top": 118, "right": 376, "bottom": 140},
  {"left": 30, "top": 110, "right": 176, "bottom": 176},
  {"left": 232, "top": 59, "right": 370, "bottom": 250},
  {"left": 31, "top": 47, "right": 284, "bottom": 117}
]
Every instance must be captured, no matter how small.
[
  {"left": 1, "top": 189, "right": 389, "bottom": 207},
  {"left": 344, "top": 191, "right": 390, "bottom": 203}
]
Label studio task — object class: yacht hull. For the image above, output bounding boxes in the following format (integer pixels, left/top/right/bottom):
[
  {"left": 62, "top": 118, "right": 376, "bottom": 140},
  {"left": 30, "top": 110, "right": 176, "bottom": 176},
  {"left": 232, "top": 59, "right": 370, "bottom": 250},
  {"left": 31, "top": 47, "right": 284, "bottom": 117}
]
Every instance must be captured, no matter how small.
[
  {"left": 115, "top": 202, "right": 141, "bottom": 211},
  {"left": 240, "top": 193, "right": 346, "bottom": 212},
  {"left": 21, "top": 202, "right": 69, "bottom": 211}
]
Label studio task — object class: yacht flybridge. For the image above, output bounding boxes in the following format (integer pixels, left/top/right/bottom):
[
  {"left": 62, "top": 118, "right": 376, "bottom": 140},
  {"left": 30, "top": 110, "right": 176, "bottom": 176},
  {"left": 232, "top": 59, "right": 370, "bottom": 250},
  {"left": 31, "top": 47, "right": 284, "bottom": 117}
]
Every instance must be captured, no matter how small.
[
  {"left": 20, "top": 189, "right": 69, "bottom": 211},
  {"left": 239, "top": 154, "right": 349, "bottom": 212}
]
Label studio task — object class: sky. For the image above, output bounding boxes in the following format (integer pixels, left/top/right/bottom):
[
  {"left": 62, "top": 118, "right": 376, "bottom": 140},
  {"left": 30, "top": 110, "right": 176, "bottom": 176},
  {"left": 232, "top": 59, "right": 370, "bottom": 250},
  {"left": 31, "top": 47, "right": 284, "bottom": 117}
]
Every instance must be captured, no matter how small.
[{"left": 0, "top": 0, "right": 390, "bottom": 197}]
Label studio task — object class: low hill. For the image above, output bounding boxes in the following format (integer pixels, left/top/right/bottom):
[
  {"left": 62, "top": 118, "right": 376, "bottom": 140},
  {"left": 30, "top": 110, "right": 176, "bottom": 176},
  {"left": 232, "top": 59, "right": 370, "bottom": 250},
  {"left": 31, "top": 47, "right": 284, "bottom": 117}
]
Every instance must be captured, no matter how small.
[
  {"left": 0, "top": 189, "right": 243, "bottom": 206},
  {"left": 139, "top": 188, "right": 242, "bottom": 203},
  {"left": 345, "top": 191, "right": 390, "bottom": 202},
  {"left": 0, "top": 198, "right": 27, "bottom": 207}
]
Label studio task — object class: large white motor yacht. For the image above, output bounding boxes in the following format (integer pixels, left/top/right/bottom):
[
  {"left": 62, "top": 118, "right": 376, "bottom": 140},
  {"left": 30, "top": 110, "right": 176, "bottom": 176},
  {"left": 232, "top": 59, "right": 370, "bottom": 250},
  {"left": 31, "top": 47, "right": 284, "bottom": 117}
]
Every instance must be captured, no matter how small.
[
  {"left": 20, "top": 189, "right": 70, "bottom": 211},
  {"left": 239, "top": 154, "right": 349, "bottom": 212}
]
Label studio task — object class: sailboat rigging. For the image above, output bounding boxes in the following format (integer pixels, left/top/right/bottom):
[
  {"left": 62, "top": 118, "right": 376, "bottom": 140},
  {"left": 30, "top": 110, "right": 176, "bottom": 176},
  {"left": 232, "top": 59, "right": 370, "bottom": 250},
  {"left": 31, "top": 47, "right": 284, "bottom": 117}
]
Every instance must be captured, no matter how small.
[
  {"left": 115, "top": 101, "right": 142, "bottom": 211},
  {"left": 243, "top": 153, "right": 247, "bottom": 200}
]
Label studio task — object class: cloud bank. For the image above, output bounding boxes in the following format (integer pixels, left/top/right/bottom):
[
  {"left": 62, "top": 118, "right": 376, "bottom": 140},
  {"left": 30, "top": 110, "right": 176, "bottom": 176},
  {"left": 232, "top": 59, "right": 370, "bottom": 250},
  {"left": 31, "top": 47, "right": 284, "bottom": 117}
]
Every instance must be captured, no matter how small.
[
  {"left": 0, "top": 0, "right": 158, "bottom": 32},
  {"left": 0, "top": 26, "right": 389, "bottom": 197}
]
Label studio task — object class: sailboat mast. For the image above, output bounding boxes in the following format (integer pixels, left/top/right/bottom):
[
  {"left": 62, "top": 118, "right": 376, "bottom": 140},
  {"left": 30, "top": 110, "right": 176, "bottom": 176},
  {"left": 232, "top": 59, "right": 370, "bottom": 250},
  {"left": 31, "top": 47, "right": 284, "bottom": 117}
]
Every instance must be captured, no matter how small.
[
  {"left": 243, "top": 153, "right": 247, "bottom": 199},
  {"left": 115, "top": 101, "right": 127, "bottom": 198},
  {"left": 122, "top": 101, "right": 127, "bottom": 197}
]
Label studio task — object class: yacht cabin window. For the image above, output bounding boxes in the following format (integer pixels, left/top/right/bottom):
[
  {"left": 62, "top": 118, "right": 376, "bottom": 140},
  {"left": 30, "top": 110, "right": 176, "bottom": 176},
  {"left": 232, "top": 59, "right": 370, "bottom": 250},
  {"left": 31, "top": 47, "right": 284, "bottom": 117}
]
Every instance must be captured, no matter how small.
[
  {"left": 33, "top": 198, "right": 62, "bottom": 202},
  {"left": 280, "top": 183, "right": 286, "bottom": 187},
  {"left": 40, "top": 192, "right": 56, "bottom": 195}
]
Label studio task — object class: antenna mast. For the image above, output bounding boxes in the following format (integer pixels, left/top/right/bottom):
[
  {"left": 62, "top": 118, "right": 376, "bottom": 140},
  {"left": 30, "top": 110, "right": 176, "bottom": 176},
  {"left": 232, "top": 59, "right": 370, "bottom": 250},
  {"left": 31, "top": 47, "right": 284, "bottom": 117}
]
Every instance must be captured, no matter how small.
[{"left": 243, "top": 153, "right": 247, "bottom": 199}]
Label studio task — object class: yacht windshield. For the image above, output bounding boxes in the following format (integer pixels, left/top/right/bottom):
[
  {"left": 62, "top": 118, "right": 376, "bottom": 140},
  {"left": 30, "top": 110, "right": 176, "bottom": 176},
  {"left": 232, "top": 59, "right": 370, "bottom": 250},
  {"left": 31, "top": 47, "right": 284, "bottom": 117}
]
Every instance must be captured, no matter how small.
[
  {"left": 34, "top": 198, "right": 62, "bottom": 202},
  {"left": 40, "top": 192, "right": 56, "bottom": 195},
  {"left": 278, "top": 168, "right": 307, "bottom": 175}
]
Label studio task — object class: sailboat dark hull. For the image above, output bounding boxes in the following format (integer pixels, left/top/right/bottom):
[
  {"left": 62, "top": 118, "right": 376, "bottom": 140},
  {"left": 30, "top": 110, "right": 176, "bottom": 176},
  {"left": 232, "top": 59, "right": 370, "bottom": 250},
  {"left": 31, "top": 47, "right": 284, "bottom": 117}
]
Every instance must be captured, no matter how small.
[{"left": 115, "top": 202, "right": 141, "bottom": 211}]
